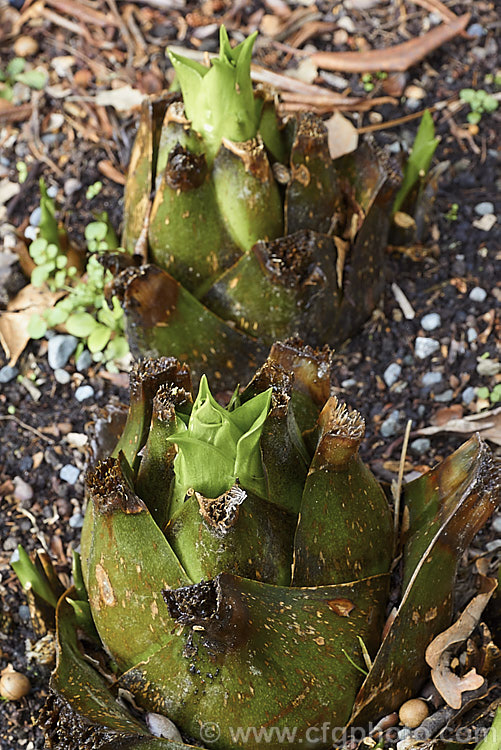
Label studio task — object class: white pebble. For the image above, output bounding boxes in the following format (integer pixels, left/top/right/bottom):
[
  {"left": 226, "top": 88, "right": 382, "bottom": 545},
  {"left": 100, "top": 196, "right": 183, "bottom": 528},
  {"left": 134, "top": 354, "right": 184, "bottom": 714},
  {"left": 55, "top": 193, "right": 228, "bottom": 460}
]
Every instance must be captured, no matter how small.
[
  {"left": 415, "top": 337, "right": 440, "bottom": 359},
  {"left": 469, "top": 287, "right": 487, "bottom": 303},
  {"left": 383, "top": 363, "right": 402, "bottom": 387},
  {"left": 59, "top": 464, "right": 80, "bottom": 484},
  {"left": 420, "top": 313, "right": 441, "bottom": 331},
  {"left": 13, "top": 477, "right": 33, "bottom": 503},
  {"left": 474, "top": 201, "right": 494, "bottom": 216},
  {"left": 75, "top": 385, "right": 94, "bottom": 402}
]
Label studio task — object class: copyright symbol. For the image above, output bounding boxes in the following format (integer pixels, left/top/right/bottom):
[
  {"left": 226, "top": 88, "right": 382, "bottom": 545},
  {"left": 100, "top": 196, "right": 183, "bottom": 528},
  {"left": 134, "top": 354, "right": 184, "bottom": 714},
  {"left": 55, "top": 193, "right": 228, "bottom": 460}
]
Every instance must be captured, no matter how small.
[{"left": 200, "top": 721, "right": 221, "bottom": 744}]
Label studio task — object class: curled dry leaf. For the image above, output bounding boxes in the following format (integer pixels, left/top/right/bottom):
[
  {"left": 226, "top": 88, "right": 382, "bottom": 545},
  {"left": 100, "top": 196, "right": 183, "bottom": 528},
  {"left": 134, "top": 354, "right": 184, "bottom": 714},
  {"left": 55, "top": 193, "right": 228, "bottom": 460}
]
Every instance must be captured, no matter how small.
[
  {"left": 417, "top": 407, "right": 501, "bottom": 447},
  {"left": 425, "top": 575, "right": 497, "bottom": 709},
  {"left": 0, "top": 284, "right": 64, "bottom": 366}
]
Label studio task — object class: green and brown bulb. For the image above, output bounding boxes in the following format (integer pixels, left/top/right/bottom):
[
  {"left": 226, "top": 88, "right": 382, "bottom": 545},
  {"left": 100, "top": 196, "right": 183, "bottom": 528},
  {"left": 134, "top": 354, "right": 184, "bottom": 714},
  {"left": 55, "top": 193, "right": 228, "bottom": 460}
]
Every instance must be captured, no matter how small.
[
  {"left": 118, "top": 28, "right": 399, "bottom": 387},
  {"left": 23, "top": 340, "right": 500, "bottom": 750}
]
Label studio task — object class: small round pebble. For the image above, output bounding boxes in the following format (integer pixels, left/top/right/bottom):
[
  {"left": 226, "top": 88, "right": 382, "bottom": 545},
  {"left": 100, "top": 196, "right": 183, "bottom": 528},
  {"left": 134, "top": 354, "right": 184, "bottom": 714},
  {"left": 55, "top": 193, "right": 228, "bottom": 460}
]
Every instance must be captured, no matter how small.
[
  {"left": 64, "top": 178, "right": 82, "bottom": 197},
  {"left": 467, "top": 23, "right": 486, "bottom": 37},
  {"left": 0, "top": 365, "right": 19, "bottom": 384},
  {"left": 29, "top": 206, "right": 41, "bottom": 227},
  {"left": 18, "top": 605, "right": 31, "bottom": 622},
  {"left": 69, "top": 513, "right": 85, "bottom": 529},
  {"left": 59, "top": 464, "right": 81, "bottom": 484},
  {"left": 467, "top": 328, "right": 478, "bottom": 343},
  {"left": 422, "top": 371, "right": 442, "bottom": 387},
  {"left": 341, "top": 378, "right": 356, "bottom": 388},
  {"left": 492, "top": 515, "right": 501, "bottom": 534},
  {"left": 420, "top": 313, "right": 441, "bottom": 332},
  {"left": 54, "top": 368, "right": 71, "bottom": 384},
  {"left": 48, "top": 334, "right": 78, "bottom": 370},
  {"left": 469, "top": 286, "right": 487, "bottom": 303},
  {"left": 383, "top": 363, "right": 402, "bottom": 388},
  {"left": 399, "top": 698, "right": 429, "bottom": 728},
  {"left": 415, "top": 337, "right": 440, "bottom": 359},
  {"left": 474, "top": 202, "right": 494, "bottom": 215},
  {"left": 75, "top": 385, "right": 94, "bottom": 402},
  {"left": 410, "top": 438, "right": 431, "bottom": 455},
  {"left": 76, "top": 349, "right": 93, "bottom": 372},
  {"left": 24, "top": 225, "right": 38, "bottom": 241},
  {"left": 13, "top": 35, "right": 39, "bottom": 57},
  {"left": 462, "top": 386, "right": 476, "bottom": 405},
  {"left": 434, "top": 389, "right": 454, "bottom": 403},
  {"left": 13, "top": 477, "right": 33, "bottom": 503},
  {"left": 381, "top": 410, "right": 401, "bottom": 438}
]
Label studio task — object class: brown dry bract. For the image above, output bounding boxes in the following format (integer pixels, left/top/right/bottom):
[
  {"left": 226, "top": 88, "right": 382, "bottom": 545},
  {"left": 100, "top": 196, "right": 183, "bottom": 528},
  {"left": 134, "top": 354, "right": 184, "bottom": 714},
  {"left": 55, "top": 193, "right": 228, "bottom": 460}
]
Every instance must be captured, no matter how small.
[{"left": 309, "top": 13, "right": 470, "bottom": 73}]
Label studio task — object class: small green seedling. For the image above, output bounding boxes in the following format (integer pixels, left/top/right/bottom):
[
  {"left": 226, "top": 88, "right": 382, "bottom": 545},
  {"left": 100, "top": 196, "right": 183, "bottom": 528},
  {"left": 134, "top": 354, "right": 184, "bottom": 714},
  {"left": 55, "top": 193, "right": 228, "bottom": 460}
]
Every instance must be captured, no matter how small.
[
  {"left": 445, "top": 203, "right": 459, "bottom": 221},
  {"left": 459, "top": 88, "right": 498, "bottom": 125},
  {"left": 86, "top": 181, "right": 103, "bottom": 200},
  {"left": 27, "top": 183, "right": 130, "bottom": 370},
  {"left": 360, "top": 72, "right": 387, "bottom": 92},
  {"left": 0, "top": 57, "right": 47, "bottom": 100},
  {"left": 477, "top": 384, "right": 501, "bottom": 405},
  {"left": 393, "top": 109, "right": 439, "bottom": 214}
]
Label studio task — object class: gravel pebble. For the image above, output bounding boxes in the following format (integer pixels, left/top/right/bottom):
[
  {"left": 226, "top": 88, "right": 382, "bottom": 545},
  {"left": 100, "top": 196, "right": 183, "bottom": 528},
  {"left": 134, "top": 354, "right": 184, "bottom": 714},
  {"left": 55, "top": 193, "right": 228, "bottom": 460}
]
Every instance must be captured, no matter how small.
[
  {"left": 76, "top": 349, "right": 93, "bottom": 372},
  {"left": 381, "top": 410, "right": 401, "bottom": 438},
  {"left": 491, "top": 515, "right": 501, "bottom": 534},
  {"left": 410, "top": 438, "right": 431, "bottom": 454},
  {"left": 467, "top": 23, "right": 486, "bottom": 37},
  {"left": 59, "top": 464, "right": 81, "bottom": 484},
  {"left": 63, "top": 178, "right": 82, "bottom": 197},
  {"left": 0, "top": 365, "right": 19, "bottom": 383},
  {"left": 75, "top": 385, "right": 94, "bottom": 402},
  {"left": 18, "top": 605, "right": 31, "bottom": 622},
  {"left": 48, "top": 334, "right": 78, "bottom": 370},
  {"left": 54, "top": 368, "right": 71, "bottom": 384},
  {"left": 341, "top": 378, "right": 356, "bottom": 388},
  {"left": 474, "top": 201, "right": 494, "bottom": 215},
  {"left": 383, "top": 363, "right": 402, "bottom": 387},
  {"left": 422, "top": 371, "right": 442, "bottom": 387},
  {"left": 29, "top": 206, "right": 41, "bottom": 227},
  {"left": 420, "top": 313, "right": 441, "bottom": 331},
  {"left": 24, "top": 225, "right": 38, "bottom": 241},
  {"left": 467, "top": 327, "right": 478, "bottom": 343},
  {"left": 415, "top": 337, "right": 440, "bottom": 359},
  {"left": 13, "top": 477, "right": 33, "bottom": 504},
  {"left": 469, "top": 286, "right": 487, "bottom": 303},
  {"left": 477, "top": 359, "right": 500, "bottom": 376},
  {"left": 69, "top": 513, "right": 85, "bottom": 529},
  {"left": 434, "top": 389, "right": 454, "bottom": 403},
  {"left": 462, "top": 386, "right": 476, "bottom": 405}
]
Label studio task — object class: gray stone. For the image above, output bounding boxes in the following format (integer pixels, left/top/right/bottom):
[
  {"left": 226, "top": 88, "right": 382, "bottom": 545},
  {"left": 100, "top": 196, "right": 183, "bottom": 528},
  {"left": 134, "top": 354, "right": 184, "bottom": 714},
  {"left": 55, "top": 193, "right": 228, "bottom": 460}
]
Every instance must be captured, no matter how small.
[
  {"left": 75, "top": 385, "right": 94, "bottom": 402},
  {"left": 0, "top": 365, "right": 18, "bottom": 383},
  {"left": 415, "top": 337, "right": 440, "bottom": 359},
  {"left": 474, "top": 201, "right": 494, "bottom": 215},
  {"left": 13, "top": 477, "right": 33, "bottom": 504},
  {"left": 24, "top": 225, "right": 38, "bottom": 241},
  {"left": 486, "top": 540, "right": 501, "bottom": 552},
  {"left": 420, "top": 312, "right": 441, "bottom": 331},
  {"left": 422, "top": 371, "right": 442, "bottom": 387},
  {"left": 29, "top": 206, "right": 41, "bottom": 227},
  {"left": 18, "top": 604, "right": 31, "bottom": 621},
  {"left": 381, "top": 410, "right": 401, "bottom": 438},
  {"left": 467, "top": 327, "right": 478, "bottom": 343},
  {"left": 54, "top": 368, "right": 71, "bottom": 384},
  {"left": 64, "top": 178, "right": 82, "bottom": 197},
  {"left": 383, "top": 363, "right": 402, "bottom": 387},
  {"left": 467, "top": 23, "right": 486, "bottom": 37},
  {"left": 477, "top": 359, "right": 500, "bottom": 376},
  {"left": 469, "top": 286, "right": 487, "bottom": 302},
  {"left": 341, "top": 378, "right": 356, "bottom": 388},
  {"left": 59, "top": 464, "right": 81, "bottom": 484},
  {"left": 491, "top": 514, "right": 501, "bottom": 534},
  {"left": 3, "top": 536, "right": 18, "bottom": 551},
  {"left": 410, "top": 438, "right": 431, "bottom": 455},
  {"left": 48, "top": 334, "right": 78, "bottom": 370},
  {"left": 76, "top": 349, "right": 93, "bottom": 372},
  {"left": 46, "top": 185, "right": 58, "bottom": 198},
  {"left": 462, "top": 386, "right": 476, "bottom": 405},
  {"left": 434, "top": 389, "right": 454, "bottom": 403},
  {"left": 69, "top": 513, "right": 85, "bottom": 529}
]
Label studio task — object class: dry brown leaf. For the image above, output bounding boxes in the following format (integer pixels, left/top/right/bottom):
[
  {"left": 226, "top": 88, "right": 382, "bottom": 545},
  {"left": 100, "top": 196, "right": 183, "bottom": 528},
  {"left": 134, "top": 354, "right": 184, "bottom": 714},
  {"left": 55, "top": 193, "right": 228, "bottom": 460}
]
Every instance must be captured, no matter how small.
[
  {"left": 309, "top": 13, "right": 470, "bottom": 73},
  {"left": 0, "top": 285, "right": 64, "bottom": 366},
  {"left": 425, "top": 576, "right": 497, "bottom": 709},
  {"left": 417, "top": 407, "right": 501, "bottom": 447},
  {"left": 325, "top": 111, "right": 359, "bottom": 160}
]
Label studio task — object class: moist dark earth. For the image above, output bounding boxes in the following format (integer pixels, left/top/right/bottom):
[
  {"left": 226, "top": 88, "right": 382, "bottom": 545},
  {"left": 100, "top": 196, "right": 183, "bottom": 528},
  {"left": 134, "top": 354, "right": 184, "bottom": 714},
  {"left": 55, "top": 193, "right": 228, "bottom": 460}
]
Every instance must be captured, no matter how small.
[{"left": 0, "top": 0, "right": 500, "bottom": 747}]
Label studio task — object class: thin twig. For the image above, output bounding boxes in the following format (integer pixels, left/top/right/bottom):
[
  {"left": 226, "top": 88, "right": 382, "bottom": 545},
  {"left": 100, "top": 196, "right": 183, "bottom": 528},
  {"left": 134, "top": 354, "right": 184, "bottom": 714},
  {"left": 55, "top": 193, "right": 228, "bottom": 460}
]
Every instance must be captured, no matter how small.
[
  {"left": 0, "top": 415, "right": 56, "bottom": 444},
  {"left": 392, "top": 419, "right": 413, "bottom": 555}
]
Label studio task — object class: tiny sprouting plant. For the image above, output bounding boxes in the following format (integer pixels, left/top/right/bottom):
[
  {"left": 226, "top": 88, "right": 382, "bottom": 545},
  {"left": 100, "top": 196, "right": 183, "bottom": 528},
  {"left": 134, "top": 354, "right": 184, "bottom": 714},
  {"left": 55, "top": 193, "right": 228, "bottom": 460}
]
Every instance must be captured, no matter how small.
[
  {"left": 393, "top": 109, "right": 439, "bottom": 214},
  {"left": 27, "top": 182, "right": 130, "bottom": 371},
  {"left": 86, "top": 181, "right": 103, "bottom": 200},
  {"left": 459, "top": 88, "right": 499, "bottom": 125},
  {"left": 0, "top": 57, "right": 47, "bottom": 100},
  {"left": 445, "top": 202, "right": 459, "bottom": 221},
  {"left": 361, "top": 72, "right": 387, "bottom": 92},
  {"left": 477, "top": 384, "right": 501, "bottom": 405}
]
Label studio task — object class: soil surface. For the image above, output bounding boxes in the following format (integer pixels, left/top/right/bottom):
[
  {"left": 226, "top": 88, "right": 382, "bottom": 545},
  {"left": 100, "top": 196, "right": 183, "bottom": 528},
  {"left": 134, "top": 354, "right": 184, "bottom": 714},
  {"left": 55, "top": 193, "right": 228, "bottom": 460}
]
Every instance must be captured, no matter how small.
[{"left": 0, "top": 1, "right": 500, "bottom": 748}]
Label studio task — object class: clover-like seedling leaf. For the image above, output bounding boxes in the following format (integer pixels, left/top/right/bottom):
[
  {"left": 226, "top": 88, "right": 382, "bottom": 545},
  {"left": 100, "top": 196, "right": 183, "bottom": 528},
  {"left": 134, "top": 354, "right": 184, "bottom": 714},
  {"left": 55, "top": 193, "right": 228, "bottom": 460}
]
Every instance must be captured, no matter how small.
[
  {"left": 66, "top": 312, "right": 99, "bottom": 338},
  {"left": 28, "top": 314, "right": 48, "bottom": 339}
]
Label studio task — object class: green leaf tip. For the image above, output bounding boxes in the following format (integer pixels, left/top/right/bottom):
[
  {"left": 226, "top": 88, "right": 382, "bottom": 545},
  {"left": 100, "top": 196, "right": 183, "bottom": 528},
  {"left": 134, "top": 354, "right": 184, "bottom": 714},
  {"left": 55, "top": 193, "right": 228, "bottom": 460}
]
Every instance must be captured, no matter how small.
[
  {"left": 167, "top": 26, "right": 261, "bottom": 162},
  {"left": 168, "top": 374, "right": 271, "bottom": 503},
  {"left": 10, "top": 544, "right": 58, "bottom": 609},
  {"left": 393, "top": 109, "right": 439, "bottom": 214}
]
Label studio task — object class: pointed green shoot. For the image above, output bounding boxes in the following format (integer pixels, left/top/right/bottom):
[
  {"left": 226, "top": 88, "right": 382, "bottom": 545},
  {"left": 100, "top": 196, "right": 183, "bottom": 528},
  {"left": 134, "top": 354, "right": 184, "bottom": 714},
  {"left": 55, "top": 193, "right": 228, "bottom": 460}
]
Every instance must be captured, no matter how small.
[
  {"left": 167, "top": 376, "right": 271, "bottom": 512},
  {"left": 10, "top": 544, "right": 58, "bottom": 609},
  {"left": 393, "top": 110, "right": 439, "bottom": 214},
  {"left": 168, "top": 27, "right": 261, "bottom": 162},
  {"left": 39, "top": 178, "right": 60, "bottom": 248}
]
